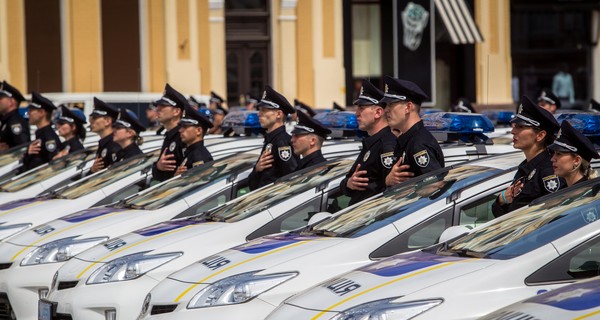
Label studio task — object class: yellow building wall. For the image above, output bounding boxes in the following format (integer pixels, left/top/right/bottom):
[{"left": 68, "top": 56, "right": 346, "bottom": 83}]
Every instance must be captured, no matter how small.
[
  {"left": 475, "top": 0, "right": 513, "bottom": 105},
  {"left": 1, "top": 0, "right": 27, "bottom": 93},
  {"left": 67, "top": 0, "right": 103, "bottom": 92}
]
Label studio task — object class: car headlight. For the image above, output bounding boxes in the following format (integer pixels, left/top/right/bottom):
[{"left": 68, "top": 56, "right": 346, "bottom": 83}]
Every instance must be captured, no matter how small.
[
  {"left": 0, "top": 223, "right": 32, "bottom": 241},
  {"left": 87, "top": 251, "right": 182, "bottom": 284},
  {"left": 20, "top": 236, "right": 108, "bottom": 266},
  {"left": 188, "top": 270, "right": 297, "bottom": 308},
  {"left": 330, "top": 298, "right": 443, "bottom": 320}
]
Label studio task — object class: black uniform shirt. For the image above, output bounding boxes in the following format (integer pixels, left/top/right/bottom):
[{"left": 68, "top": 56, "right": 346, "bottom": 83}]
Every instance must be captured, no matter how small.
[
  {"left": 249, "top": 125, "right": 298, "bottom": 190},
  {"left": 21, "top": 125, "right": 62, "bottom": 172},
  {"left": 182, "top": 140, "right": 213, "bottom": 169},
  {"left": 0, "top": 109, "right": 30, "bottom": 147},
  {"left": 394, "top": 120, "right": 444, "bottom": 177},
  {"left": 96, "top": 135, "right": 121, "bottom": 168},
  {"left": 492, "top": 150, "right": 564, "bottom": 217},
  {"left": 152, "top": 125, "right": 184, "bottom": 182},
  {"left": 61, "top": 137, "right": 84, "bottom": 154},
  {"left": 297, "top": 150, "right": 326, "bottom": 170},
  {"left": 115, "top": 143, "right": 143, "bottom": 163},
  {"left": 340, "top": 126, "right": 398, "bottom": 205}
]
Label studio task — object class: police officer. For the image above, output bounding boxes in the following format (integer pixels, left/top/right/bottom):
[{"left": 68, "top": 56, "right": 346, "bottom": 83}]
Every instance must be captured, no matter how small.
[
  {"left": 382, "top": 76, "right": 444, "bottom": 187},
  {"left": 208, "top": 91, "right": 227, "bottom": 135},
  {"left": 245, "top": 93, "right": 259, "bottom": 111},
  {"left": 340, "top": 79, "right": 398, "bottom": 205},
  {"left": 175, "top": 105, "right": 214, "bottom": 175},
  {"left": 537, "top": 89, "right": 561, "bottom": 114},
  {"left": 152, "top": 83, "right": 186, "bottom": 182},
  {"left": 249, "top": 86, "right": 298, "bottom": 190},
  {"left": 21, "top": 92, "right": 62, "bottom": 172},
  {"left": 294, "top": 99, "right": 317, "bottom": 117},
  {"left": 0, "top": 81, "right": 30, "bottom": 150},
  {"left": 452, "top": 97, "right": 476, "bottom": 113},
  {"left": 112, "top": 108, "right": 146, "bottom": 161},
  {"left": 89, "top": 98, "right": 121, "bottom": 173},
  {"left": 145, "top": 104, "right": 161, "bottom": 132},
  {"left": 333, "top": 102, "right": 345, "bottom": 111},
  {"left": 291, "top": 110, "right": 331, "bottom": 170},
  {"left": 53, "top": 105, "right": 86, "bottom": 159},
  {"left": 492, "top": 96, "right": 562, "bottom": 217}
]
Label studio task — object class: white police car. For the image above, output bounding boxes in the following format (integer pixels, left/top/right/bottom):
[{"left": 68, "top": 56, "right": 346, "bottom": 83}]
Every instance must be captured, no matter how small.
[
  {"left": 136, "top": 152, "right": 524, "bottom": 319},
  {"left": 480, "top": 276, "right": 600, "bottom": 320},
  {"left": 266, "top": 178, "right": 600, "bottom": 320},
  {"left": 0, "top": 151, "right": 261, "bottom": 320}
]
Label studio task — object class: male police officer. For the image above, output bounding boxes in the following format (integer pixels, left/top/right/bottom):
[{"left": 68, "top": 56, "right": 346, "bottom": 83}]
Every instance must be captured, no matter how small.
[
  {"left": 382, "top": 76, "right": 444, "bottom": 187},
  {"left": 208, "top": 91, "right": 227, "bottom": 135},
  {"left": 89, "top": 98, "right": 121, "bottom": 173},
  {"left": 340, "top": 79, "right": 398, "bottom": 205},
  {"left": 249, "top": 86, "right": 298, "bottom": 190},
  {"left": 0, "top": 81, "right": 30, "bottom": 150},
  {"left": 21, "top": 92, "right": 62, "bottom": 172},
  {"left": 537, "top": 89, "right": 561, "bottom": 114},
  {"left": 175, "top": 105, "right": 214, "bottom": 175},
  {"left": 291, "top": 110, "right": 331, "bottom": 170},
  {"left": 152, "top": 84, "right": 186, "bottom": 182}
]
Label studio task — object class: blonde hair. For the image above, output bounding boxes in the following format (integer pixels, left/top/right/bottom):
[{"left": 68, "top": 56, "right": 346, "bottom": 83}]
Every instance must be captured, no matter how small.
[{"left": 581, "top": 159, "right": 597, "bottom": 179}]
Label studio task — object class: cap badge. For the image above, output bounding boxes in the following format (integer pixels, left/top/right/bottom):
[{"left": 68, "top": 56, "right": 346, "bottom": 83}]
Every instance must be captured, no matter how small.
[
  {"left": 360, "top": 86, "right": 364, "bottom": 96},
  {"left": 518, "top": 104, "right": 523, "bottom": 115},
  {"left": 384, "top": 84, "right": 389, "bottom": 93},
  {"left": 556, "top": 129, "right": 562, "bottom": 139}
]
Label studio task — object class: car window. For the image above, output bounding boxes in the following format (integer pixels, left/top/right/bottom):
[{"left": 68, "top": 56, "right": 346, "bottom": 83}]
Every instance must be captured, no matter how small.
[
  {"left": 526, "top": 235, "right": 600, "bottom": 284},
  {"left": 324, "top": 187, "right": 352, "bottom": 213},
  {"left": 173, "top": 192, "right": 229, "bottom": 219},
  {"left": 458, "top": 193, "right": 499, "bottom": 229}
]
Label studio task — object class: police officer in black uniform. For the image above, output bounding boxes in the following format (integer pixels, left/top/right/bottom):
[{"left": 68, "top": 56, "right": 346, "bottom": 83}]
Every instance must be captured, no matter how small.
[
  {"left": 0, "top": 81, "right": 30, "bottom": 150},
  {"left": 294, "top": 99, "right": 317, "bottom": 117},
  {"left": 176, "top": 105, "right": 214, "bottom": 174},
  {"left": 89, "top": 98, "right": 121, "bottom": 173},
  {"left": 152, "top": 83, "right": 186, "bottom": 182},
  {"left": 21, "top": 92, "right": 62, "bottom": 172},
  {"left": 291, "top": 110, "right": 331, "bottom": 170},
  {"left": 340, "top": 79, "right": 398, "bottom": 205},
  {"left": 492, "top": 96, "right": 562, "bottom": 217},
  {"left": 537, "top": 89, "right": 561, "bottom": 114},
  {"left": 382, "top": 76, "right": 444, "bottom": 187},
  {"left": 54, "top": 106, "right": 86, "bottom": 159},
  {"left": 113, "top": 108, "right": 146, "bottom": 161},
  {"left": 249, "top": 86, "right": 298, "bottom": 190}
]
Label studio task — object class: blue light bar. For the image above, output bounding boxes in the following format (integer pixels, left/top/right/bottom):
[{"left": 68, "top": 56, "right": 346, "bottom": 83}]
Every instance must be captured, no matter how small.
[
  {"left": 423, "top": 112, "right": 494, "bottom": 133},
  {"left": 18, "top": 107, "right": 28, "bottom": 119},
  {"left": 555, "top": 113, "right": 600, "bottom": 136},
  {"left": 314, "top": 111, "right": 365, "bottom": 138},
  {"left": 197, "top": 108, "right": 214, "bottom": 122},
  {"left": 221, "top": 111, "right": 261, "bottom": 135},
  {"left": 481, "top": 110, "right": 514, "bottom": 125}
]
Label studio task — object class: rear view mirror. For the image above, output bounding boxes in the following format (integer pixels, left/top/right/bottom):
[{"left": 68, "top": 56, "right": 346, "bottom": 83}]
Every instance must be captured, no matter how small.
[
  {"left": 438, "top": 225, "right": 470, "bottom": 244},
  {"left": 307, "top": 212, "right": 333, "bottom": 225}
]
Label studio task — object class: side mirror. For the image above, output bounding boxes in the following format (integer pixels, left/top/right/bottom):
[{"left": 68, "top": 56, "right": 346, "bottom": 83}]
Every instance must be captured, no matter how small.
[
  {"left": 438, "top": 225, "right": 471, "bottom": 244},
  {"left": 307, "top": 212, "right": 333, "bottom": 225}
]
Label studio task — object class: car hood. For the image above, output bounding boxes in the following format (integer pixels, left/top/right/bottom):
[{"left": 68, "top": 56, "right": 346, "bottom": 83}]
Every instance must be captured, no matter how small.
[
  {"left": 286, "top": 251, "right": 497, "bottom": 312},
  {"left": 171, "top": 233, "right": 345, "bottom": 284},
  {"left": 0, "top": 198, "right": 73, "bottom": 225}
]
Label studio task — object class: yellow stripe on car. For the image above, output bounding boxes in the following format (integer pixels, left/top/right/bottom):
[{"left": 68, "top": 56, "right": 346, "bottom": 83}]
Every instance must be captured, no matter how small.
[
  {"left": 573, "top": 309, "right": 600, "bottom": 320},
  {"left": 0, "top": 201, "right": 41, "bottom": 217}
]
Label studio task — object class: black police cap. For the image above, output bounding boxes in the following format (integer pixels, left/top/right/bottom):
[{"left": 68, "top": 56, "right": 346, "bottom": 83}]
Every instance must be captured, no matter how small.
[
  {"left": 153, "top": 83, "right": 188, "bottom": 110},
  {"left": 210, "top": 91, "right": 224, "bottom": 104},
  {"left": 0, "top": 81, "right": 25, "bottom": 103},
  {"left": 257, "top": 86, "right": 295, "bottom": 114},
  {"left": 58, "top": 105, "right": 86, "bottom": 125},
  {"left": 549, "top": 120, "right": 600, "bottom": 162},
  {"left": 332, "top": 102, "right": 345, "bottom": 111},
  {"left": 246, "top": 93, "right": 259, "bottom": 105},
  {"left": 180, "top": 105, "right": 214, "bottom": 129},
  {"left": 113, "top": 108, "right": 146, "bottom": 134},
  {"left": 538, "top": 89, "right": 561, "bottom": 109},
  {"left": 511, "top": 96, "right": 560, "bottom": 135},
  {"left": 91, "top": 97, "right": 119, "bottom": 119},
  {"left": 353, "top": 79, "right": 384, "bottom": 106},
  {"left": 294, "top": 99, "right": 316, "bottom": 117},
  {"left": 380, "top": 76, "right": 429, "bottom": 106},
  {"left": 28, "top": 92, "right": 57, "bottom": 112},
  {"left": 590, "top": 99, "right": 600, "bottom": 113},
  {"left": 291, "top": 109, "right": 331, "bottom": 138},
  {"left": 453, "top": 97, "right": 475, "bottom": 113}
]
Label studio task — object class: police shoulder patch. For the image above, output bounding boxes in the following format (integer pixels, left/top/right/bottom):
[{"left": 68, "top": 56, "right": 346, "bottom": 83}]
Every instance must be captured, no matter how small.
[
  {"left": 413, "top": 149, "right": 430, "bottom": 168},
  {"left": 278, "top": 146, "right": 292, "bottom": 161},
  {"left": 380, "top": 152, "right": 397, "bottom": 169},
  {"left": 11, "top": 124, "right": 22, "bottom": 135},
  {"left": 542, "top": 175, "right": 560, "bottom": 192},
  {"left": 45, "top": 140, "right": 56, "bottom": 152}
]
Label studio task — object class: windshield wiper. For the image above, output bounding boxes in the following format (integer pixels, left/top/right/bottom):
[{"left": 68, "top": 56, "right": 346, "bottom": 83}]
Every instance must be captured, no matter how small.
[{"left": 310, "top": 229, "right": 338, "bottom": 237}]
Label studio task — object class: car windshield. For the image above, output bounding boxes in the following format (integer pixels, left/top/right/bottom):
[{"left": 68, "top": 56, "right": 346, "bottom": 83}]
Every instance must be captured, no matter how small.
[
  {"left": 117, "top": 153, "right": 257, "bottom": 210},
  {"left": 202, "top": 159, "right": 353, "bottom": 223},
  {"left": 0, "top": 150, "right": 96, "bottom": 192},
  {"left": 55, "top": 150, "right": 160, "bottom": 199},
  {"left": 0, "top": 145, "right": 27, "bottom": 166},
  {"left": 439, "top": 180, "right": 600, "bottom": 260},
  {"left": 305, "top": 165, "right": 503, "bottom": 238}
]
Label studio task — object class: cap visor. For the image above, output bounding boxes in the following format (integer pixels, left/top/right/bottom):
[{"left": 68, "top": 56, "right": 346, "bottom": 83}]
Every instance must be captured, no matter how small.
[
  {"left": 509, "top": 117, "right": 532, "bottom": 126},
  {"left": 380, "top": 96, "right": 401, "bottom": 105},
  {"left": 256, "top": 102, "right": 277, "bottom": 109},
  {"left": 548, "top": 143, "right": 571, "bottom": 153},
  {"left": 353, "top": 98, "right": 380, "bottom": 106}
]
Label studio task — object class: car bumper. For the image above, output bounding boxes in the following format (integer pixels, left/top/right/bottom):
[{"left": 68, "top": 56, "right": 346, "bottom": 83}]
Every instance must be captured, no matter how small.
[
  {"left": 144, "top": 298, "right": 276, "bottom": 320},
  {"left": 265, "top": 303, "right": 336, "bottom": 320}
]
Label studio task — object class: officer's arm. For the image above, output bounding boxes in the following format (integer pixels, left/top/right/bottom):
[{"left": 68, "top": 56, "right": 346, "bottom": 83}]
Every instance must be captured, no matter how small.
[{"left": 248, "top": 168, "right": 262, "bottom": 191}]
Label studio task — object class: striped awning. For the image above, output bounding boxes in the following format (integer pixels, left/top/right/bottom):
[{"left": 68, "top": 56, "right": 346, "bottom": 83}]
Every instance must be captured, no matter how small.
[{"left": 434, "top": 0, "right": 483, "bottom": 44}]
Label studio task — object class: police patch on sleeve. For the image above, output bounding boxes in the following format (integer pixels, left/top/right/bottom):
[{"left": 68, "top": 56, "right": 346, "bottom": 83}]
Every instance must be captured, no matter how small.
[
  {"left": 11, "top": 124, "right": 22, "bottom": 135},
  {"left": 278, "top": 146, "right": 292, "bottom": 161},
  {"left": 169, "top": 141, "right": 176, "bottom": 152},
  {"left": 101, "top": 148, "right": 107, "bottom": 158},
  {"left": 380, "top": 152, "right": 397, "bottom": 169},
  {"left": 543, "top": 175, "right": 560, "bottom": 192},
  {"left": 45, "top": 140, "right": 57, "bottom": 152},
  {"left": 413, "top": 150, "right": 430, "bottom": 168}
]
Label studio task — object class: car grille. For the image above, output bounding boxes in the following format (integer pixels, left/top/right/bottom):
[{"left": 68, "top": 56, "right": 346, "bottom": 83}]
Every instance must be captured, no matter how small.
[
  {"left": 0, "top": 292, "right": 14, "bottom": 319},
  {"left": 0, "top": 263, "right": 12, "bottom": 270},
  {"left": 57, "top": 281, "right": 79, "bottom": 290},
  {"left": 150, "top": 304, "right": 178, "bottom": 315},
  {"left": 55, "top": 313, "right": 73, "bottom": 320}
]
